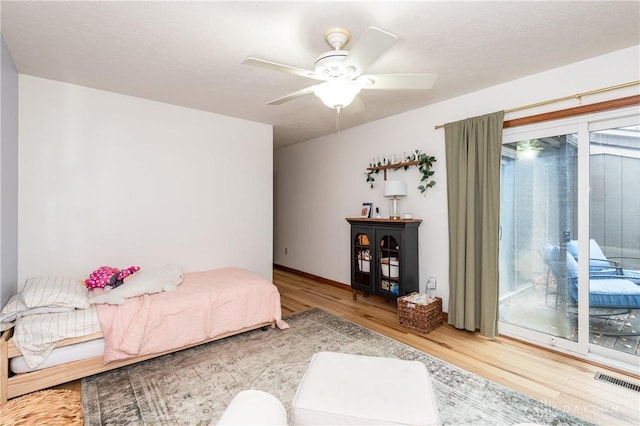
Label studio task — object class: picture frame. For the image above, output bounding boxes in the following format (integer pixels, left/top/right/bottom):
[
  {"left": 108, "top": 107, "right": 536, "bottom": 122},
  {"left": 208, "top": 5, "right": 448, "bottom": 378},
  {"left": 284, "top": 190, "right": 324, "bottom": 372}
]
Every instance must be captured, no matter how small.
[{"left": 360, "top": 202, "right": 372, "bottom": 218}]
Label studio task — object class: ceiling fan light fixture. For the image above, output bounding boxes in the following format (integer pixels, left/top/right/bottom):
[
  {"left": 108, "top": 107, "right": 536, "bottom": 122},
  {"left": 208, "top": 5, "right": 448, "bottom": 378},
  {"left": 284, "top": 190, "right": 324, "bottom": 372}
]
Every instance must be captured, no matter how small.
[
  {"left": 243, "top": 26, "right": 437, "bottom": 112},
  {"left": 313, "top": 78, "right": 361, "bottom": 111}
]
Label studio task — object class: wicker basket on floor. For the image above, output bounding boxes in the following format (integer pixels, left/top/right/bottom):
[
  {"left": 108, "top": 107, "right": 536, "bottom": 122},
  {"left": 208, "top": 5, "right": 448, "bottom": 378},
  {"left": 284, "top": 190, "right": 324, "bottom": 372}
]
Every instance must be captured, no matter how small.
[
  {"left": 0, "top": 389, "right": 83, "bottom": 425},
  {"left": 398, "top": 293, "right": 443, "bottom": 334}
]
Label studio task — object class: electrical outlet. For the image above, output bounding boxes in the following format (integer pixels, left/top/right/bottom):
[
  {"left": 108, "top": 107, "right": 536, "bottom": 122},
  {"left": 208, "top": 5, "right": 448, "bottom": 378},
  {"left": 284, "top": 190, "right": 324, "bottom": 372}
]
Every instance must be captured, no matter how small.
[{"left": 427, "top": 276, "right": 437, "bottom": 290}]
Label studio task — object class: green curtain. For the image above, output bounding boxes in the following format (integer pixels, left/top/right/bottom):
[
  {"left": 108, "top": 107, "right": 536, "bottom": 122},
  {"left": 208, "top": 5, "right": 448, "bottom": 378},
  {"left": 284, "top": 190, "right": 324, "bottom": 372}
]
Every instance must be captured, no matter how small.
[{"left": 444, "top": 111, "right": 504, "bottom": 337}]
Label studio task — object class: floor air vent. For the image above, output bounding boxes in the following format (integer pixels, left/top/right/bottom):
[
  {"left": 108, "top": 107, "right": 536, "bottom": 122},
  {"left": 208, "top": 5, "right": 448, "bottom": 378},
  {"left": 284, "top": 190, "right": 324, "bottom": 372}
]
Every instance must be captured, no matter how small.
[{"left": 594, "top": 372, "right": 640, "bottom": 392}]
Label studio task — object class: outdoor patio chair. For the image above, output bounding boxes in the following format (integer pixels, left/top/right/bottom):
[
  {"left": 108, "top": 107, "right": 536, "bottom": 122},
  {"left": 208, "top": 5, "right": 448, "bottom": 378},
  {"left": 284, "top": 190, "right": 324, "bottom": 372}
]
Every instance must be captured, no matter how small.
[
  {"left": 566, "top": 239, "right": 640, "bottom": 283},
  {"left": 543, "top": 243, "right": 640, "bottom": 336}
]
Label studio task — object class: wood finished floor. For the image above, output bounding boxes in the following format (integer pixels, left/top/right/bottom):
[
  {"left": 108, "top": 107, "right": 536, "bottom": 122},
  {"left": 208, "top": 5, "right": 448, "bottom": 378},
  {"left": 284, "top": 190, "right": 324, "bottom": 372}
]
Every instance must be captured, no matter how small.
[
  {"left": 53, "top": 266, "right": 639, "bottom": 425},
  {"left": 274, "top": 267, "right": 640, "bottom": 426}
]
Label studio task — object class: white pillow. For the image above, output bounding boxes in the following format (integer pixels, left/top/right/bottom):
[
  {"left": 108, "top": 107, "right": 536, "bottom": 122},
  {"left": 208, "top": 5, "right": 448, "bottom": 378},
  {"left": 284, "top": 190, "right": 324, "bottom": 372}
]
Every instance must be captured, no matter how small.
[
  {"left": 0, "top": 294, "right": 74, "bottom": 331},
  {"left": 21, "top": 276, "right": 89, "bottom": 310},
  {"left": 89, "top": 264, "right": 184, "bottom": 305}
]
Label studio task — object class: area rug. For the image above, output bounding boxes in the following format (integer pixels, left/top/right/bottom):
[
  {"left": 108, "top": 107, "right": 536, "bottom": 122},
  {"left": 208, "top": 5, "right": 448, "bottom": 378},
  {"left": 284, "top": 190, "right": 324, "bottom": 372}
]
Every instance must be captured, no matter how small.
[{"left": 82, "top": 308, "right": 592, "bottom": 425}]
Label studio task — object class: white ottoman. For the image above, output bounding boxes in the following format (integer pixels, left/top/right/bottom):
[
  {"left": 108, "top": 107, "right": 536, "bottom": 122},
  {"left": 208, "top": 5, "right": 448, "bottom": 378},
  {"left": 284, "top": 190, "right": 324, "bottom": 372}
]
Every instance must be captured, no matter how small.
[
  {"left": 291, "top": 351, "right": 441, "bottom": 426},
  {"left": 217, "top": 390, "right": 287, "bottom": 425}
]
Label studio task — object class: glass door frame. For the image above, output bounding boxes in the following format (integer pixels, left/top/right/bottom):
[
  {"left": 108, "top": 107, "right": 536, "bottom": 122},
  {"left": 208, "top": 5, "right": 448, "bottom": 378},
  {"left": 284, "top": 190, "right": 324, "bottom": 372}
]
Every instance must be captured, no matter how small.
[
  {"left": 584, "top": 114, "right": 640, "bottom": 371},
  {"left": 498, "top": 106, "right": 639, "bottom": 373}
]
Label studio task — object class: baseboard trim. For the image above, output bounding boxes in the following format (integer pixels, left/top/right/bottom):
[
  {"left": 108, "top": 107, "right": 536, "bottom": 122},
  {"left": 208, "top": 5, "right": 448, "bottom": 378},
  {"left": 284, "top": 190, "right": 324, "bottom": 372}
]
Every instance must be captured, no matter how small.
[
  {"left": 273, "top": 264, "right": 351, "bottom": 292},
  {"left": 273, "top": 264, "right": 448, "bottom": 322}
]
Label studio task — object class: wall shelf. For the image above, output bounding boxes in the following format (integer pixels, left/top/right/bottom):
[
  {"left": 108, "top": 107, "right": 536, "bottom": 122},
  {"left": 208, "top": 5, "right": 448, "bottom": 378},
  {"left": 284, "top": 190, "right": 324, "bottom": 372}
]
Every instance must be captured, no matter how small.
[{"left": 367, "top": 160, "right": 419, "bottom": 180}]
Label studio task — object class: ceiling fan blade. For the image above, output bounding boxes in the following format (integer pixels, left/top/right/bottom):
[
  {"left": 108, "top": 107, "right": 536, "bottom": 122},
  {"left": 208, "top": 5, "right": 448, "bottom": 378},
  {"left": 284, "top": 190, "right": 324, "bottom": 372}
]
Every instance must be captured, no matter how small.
[
  {"left": 358, "top": 73, "right": 438, "bottom": 90},
  {"left": 242, "top": 57, "right": 324, "bottom": 81},
  {"left": 267, "top": 86, "right": 316, "bottom": 105},
  {"left": 342, "top": 27, "right": 398, "bottom": 76}
]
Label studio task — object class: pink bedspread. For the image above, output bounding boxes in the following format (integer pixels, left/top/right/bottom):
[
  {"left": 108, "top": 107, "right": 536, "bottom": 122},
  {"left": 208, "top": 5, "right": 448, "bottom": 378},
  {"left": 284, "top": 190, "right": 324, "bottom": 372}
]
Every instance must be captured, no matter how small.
[{"left": 95, "top": 267, "right": 289, "bottom": 363}]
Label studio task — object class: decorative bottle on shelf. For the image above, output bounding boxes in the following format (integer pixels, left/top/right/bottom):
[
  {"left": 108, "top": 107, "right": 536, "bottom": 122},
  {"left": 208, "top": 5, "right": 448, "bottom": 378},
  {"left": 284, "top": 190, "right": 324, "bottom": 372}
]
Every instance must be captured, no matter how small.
[{"left": 375, "top": 207, "right": 382, "bottom": 219}]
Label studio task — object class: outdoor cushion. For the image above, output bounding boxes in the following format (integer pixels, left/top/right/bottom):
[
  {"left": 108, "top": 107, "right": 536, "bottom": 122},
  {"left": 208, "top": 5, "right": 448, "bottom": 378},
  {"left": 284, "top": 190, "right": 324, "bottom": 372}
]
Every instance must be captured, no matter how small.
[
  {"left": 567, "top": 239, "right": 617, "bottom": 270},
  {"left": 569, "top": 276, "right": 640, "bottom": 309}
]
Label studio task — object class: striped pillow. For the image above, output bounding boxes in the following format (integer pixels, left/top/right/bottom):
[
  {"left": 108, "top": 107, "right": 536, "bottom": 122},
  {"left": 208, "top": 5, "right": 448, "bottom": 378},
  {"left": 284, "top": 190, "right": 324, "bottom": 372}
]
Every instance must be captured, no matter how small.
[
  {"left": 21, "top": 276, "right": 89, "bottom": 310},
  {"left": 0, "top": 294, "right": 72, "bottom": 331}
]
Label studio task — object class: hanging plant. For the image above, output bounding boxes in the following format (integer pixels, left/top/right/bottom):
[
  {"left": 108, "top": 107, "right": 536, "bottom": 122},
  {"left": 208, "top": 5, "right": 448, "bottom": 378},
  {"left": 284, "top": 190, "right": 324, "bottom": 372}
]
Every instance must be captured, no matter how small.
[
  {"left": 366, "top": 168, "right": 380, "bottom": 188},
  {"left": 417, "top": 154, "right": 437, "bottom": 194}
]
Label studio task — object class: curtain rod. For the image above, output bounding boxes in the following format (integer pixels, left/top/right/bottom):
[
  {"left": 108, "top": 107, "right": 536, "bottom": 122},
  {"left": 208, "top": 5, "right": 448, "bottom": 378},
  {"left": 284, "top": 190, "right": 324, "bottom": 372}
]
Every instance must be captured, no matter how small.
[{"left": 434, "top": 80, "right": 640, "bottom": 129}]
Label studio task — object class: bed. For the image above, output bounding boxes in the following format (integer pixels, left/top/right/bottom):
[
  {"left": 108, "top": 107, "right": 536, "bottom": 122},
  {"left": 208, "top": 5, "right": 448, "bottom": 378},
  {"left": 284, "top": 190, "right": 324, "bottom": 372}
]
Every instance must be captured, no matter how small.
[{"left": 0, "top": 267, "right": 288, "bottom": 403}]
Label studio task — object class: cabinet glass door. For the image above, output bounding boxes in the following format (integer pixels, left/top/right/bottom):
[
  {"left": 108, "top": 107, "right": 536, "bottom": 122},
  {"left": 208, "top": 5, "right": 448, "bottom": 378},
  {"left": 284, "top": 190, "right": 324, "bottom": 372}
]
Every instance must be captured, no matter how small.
[
  {"left": 353, "top": 232, "right": 373, "bottom": 291},
  {"left": 378, "top": 233, "right": 400, "bottom": 296}
]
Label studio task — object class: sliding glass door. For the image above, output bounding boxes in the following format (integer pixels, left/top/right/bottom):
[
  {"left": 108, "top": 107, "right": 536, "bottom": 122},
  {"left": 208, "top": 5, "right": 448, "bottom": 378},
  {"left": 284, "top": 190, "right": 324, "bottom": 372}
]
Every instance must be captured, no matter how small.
[
  {"left": 498, "top": 110, "right": 639, "bottom": 371},
  {"left": 588, "top": 122, "right": 640, "bottom": 361},
  {"left": 499, "top": 129, "right": 579, "bottom": 346}
]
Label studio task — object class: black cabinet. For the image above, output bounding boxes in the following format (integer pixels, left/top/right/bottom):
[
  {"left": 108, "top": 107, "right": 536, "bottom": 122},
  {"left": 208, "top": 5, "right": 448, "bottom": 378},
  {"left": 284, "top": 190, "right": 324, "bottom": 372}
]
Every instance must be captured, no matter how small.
[{"left": 346, "top": 218, "right": 421, "bottom": 300}]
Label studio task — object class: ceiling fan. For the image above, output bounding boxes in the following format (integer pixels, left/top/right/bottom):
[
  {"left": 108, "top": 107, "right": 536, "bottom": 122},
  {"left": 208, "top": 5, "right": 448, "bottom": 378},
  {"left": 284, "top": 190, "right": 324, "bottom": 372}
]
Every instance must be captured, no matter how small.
[{"left": 242, "top": 27, "right": 438, "bottom": 113}]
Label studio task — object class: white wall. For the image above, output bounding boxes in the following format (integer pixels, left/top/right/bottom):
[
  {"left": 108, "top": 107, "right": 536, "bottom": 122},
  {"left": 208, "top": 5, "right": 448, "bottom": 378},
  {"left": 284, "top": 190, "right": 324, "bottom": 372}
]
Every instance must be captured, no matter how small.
[
  {"left": 19, "top": 76, "right": 273, "bottom": 284},
  {"left": 0, "top": 33, "right": 19, "bottom": 306},
  {"left": 274, "top": 45, "right": 640, "bottom": 311}
]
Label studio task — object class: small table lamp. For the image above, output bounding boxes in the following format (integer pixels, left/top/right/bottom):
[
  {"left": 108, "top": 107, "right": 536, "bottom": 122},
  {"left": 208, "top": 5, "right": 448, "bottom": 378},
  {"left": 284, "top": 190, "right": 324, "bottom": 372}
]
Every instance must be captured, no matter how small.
[{"left": 384, "top": 180, "right": 408, "bottom": 220}]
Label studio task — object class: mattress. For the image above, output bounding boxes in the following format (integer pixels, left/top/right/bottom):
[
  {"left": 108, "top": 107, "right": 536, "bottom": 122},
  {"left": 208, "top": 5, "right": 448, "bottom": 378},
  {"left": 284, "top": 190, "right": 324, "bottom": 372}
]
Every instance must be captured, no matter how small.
[
  {"left": 96, "top": 267, "right": 287, "bottom": 363},
  {"left": 6, "top": 267, "right": 287, "bottom": 372},
  {"left": 10, "top": 338, "right": 105, "bottom": 374},
  {"left": 11, "top": 306, "right": 101, "bottom": 370}
]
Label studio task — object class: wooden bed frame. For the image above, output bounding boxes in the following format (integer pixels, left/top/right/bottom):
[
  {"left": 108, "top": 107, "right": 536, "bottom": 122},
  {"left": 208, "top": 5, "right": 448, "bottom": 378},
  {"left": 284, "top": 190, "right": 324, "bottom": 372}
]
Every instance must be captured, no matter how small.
[{"left": 0, "top": 321, "right": 274, "bottom": 403}]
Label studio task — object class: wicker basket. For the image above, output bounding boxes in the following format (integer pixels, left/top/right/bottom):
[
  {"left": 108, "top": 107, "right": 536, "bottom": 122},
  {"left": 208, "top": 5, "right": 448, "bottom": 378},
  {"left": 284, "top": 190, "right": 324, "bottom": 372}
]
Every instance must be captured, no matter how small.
[
  {"left": 398, "top": 293, "right": 443, "bottom": 334},
  {"left": 0, "top": 389, "right": 83, "bottom": 425}
]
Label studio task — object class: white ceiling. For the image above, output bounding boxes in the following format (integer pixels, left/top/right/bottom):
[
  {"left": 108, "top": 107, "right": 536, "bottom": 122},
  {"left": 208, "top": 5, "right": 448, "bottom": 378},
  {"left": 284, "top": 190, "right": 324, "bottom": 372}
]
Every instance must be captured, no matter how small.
[{"left": 2, "top": 1, "right": 639, "bottom": 148}]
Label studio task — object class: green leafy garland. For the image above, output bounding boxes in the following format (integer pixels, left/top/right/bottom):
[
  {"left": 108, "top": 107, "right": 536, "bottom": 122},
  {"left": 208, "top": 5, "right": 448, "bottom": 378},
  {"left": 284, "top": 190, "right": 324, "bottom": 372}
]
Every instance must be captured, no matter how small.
[
  {"left": 417, "top": 154, "right": 437, "bottom": 194},
  {"left": 365, "top": 153, "right": 437, "bottom": 195},
  {"left": 366, "top": 168, "right": 379, "bottom": 188}
]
